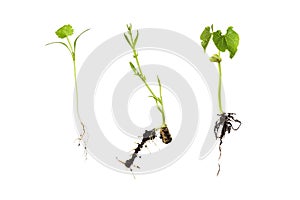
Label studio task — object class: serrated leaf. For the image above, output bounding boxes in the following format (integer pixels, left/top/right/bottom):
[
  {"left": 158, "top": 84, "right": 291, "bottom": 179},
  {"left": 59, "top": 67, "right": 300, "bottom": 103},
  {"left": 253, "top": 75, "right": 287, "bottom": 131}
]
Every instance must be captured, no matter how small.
[
  {"left": 55, "top": 24, "right": 74, "bottom": 39},
  {"left": 200, "top": 26, "right": 212, "bottom": 51},
  {"left": 74, "top": 29, "right": 90, "bottom": 52},
  {"left": 224, "top": 26, "right": 239, "bottom": 58},
  {"left": 212, "top": 30, "right": 227, "bottom": 52}
]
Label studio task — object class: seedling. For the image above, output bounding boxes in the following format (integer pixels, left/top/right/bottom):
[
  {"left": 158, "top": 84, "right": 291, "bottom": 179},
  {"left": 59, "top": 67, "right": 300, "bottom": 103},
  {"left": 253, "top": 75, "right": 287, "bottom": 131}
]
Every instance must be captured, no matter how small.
[
  {"left": 200, "top": 25, "right": 242, "bottom": 175},
  {"left": 117, "top": 24, "right": 172, "bottom": 174},
  {"left": 124, "top": 24, "right": 172, "bottom": 144},
  {"left": 46, "top": 24, "right": 90, "bottom": 159}
]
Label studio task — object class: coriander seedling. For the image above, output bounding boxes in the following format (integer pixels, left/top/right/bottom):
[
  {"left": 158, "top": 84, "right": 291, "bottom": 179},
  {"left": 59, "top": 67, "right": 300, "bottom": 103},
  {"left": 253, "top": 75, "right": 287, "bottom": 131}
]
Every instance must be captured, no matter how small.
[
  {"left": 200, "top": 25, "right": 242, "bottom": 176},
  {"left": 46, "top": 24, "right": 90, "bottom": 159}
]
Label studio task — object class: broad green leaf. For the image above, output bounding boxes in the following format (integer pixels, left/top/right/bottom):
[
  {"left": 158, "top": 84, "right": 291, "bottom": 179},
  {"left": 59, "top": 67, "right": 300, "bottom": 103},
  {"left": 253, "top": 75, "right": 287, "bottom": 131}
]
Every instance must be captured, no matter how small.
[
  {"left": 55, "top": 24, "right": 74, "bottom": 39},
  {"left": 200, "top": 26, "right": 212, "bottom": 51},
  {"left": 74, "top": 29, "right": 90, "bottom": 52},
  {"left": 212, "top": 30, "right": 227, "bottom": 52},
  {"left": 224, "top": 27, "right": 239, "bottom": 58}
]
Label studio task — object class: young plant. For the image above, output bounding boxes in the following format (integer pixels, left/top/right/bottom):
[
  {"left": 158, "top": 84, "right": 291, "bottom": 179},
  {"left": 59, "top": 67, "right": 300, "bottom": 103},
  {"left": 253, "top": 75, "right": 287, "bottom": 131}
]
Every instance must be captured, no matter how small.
[
  {"left": 117, "top": 24, "right": 172, "bottom": 174},
  {"left": 200, "top": 25, "right": 242, "bottom": 176},
  {"left": 46, "top": 24, "right": 90, "bottom": 159},
  {"left": 124, "top": 24, "right": 172, "bottom": 144}
]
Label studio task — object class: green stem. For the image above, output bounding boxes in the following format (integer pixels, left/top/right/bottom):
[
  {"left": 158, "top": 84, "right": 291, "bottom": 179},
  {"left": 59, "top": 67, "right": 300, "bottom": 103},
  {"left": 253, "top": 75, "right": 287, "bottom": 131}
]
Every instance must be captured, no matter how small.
[
  {"left": 217, "top": 58, "right": 224, "bottom": 114},
  {"left": 72, "top": 57, "right": 82, "bottom": 122},
  {"left": 125, "top": 27, "right": 167, "bottom": 127},
  {"left": 133, "top": 50, "right": 142, "bottom": 74},
  {"left": 160, "top": 95, "right": 166, "bottom": 126},
  {"left": 66, "top": 36, "right": 74, "bottom": 53},
  {"left": 134, "top": 54, "right": 166, "bottom": 127},
  {"left": 66, "top": 36, "right": 81, "bottom": 123}
]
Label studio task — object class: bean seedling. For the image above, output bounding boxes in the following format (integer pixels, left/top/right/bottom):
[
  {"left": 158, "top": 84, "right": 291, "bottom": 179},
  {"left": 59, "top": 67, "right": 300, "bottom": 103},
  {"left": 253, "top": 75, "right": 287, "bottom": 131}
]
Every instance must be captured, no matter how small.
[
  {"left": 117, "top": 24, "right": 172, "bottom": 175},
  {"left": 200, "top": 25, "right": 242, "bottom": 175},
  {"left": 46, "top": 24, "right": 90, "bottom": 159}
]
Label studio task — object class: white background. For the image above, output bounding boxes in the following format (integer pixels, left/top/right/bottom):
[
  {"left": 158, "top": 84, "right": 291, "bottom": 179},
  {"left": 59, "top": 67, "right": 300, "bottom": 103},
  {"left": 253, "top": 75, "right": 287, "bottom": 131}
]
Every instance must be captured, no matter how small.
[{"left": 1, "top": 0, "right": 299, "bottom": 199}]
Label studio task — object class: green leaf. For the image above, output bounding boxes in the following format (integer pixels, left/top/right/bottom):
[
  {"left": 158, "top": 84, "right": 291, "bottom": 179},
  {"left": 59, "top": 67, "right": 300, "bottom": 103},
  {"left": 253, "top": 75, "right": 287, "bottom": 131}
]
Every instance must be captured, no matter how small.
[
  {"left": 157, "top": 76, "right": 162, "bottom": 99},
  {"left": 74, "top": 29, "right": 90, "bottom": 52},
  {"left": 212, "top": 30, "right": 227, "bottom": 52},
  {"left": 129, "top": 62, "right": 137, "bottom": 73},
  {"left": 126, "top": 24, "right": 132, "bottom": 31},
  {"left": 124, "top": 33, "right": 132, "bottom": 48},
  {"left": 133, "top": 30, "right": 139, "bottom": 47},
  {"left": 224, "top": 26, "right": 239, "bottom": 58},
  {"left": 55, "top": 24, "right": 74, "bottom": 39},
  {"left": 200, "top": 26, "right": 212, "bottom": 51}
]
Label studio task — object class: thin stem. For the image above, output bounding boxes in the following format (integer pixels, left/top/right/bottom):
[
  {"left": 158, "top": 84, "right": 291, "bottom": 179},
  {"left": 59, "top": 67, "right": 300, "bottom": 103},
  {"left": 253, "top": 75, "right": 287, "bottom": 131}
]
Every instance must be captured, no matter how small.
[
  {"left": 141, "top": 78, "right": 157, "bottom": 100},
  {"left": 72, "top": 57, "right": 82, "bottom": 122},
  {"left": 158, "top": 81, "right": 166, "bottom": 126},
  {"left": 138, "top": 71, "right": 165, "bottom": 126},
  {"left": 125, "top": 26, "right": 167, "bottom": 128},
  {"left": 133, "top": 50, "right": 142, "bottom": 74},
  {"left": 160, "top": 98, "right": 166, "bottom": 126},
  {"left": 132, "top": 49, "right": 165, "bottom": 127},
  {"left": 66, "top": 36, "right": 74, "bottom": 53},
  {"left": 217, "top": 51, "right": 224, "bottom": 114}
]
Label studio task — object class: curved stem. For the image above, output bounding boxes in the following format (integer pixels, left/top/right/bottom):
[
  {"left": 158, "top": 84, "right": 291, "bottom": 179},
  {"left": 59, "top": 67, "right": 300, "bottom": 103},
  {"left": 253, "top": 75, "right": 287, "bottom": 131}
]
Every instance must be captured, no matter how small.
[{"left": 217, "top": 60, "right": 224, "bottom": 114}]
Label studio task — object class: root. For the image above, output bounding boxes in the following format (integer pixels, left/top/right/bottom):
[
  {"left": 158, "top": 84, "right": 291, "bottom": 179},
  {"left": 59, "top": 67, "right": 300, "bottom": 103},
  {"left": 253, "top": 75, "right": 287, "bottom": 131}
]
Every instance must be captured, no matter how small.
[
  {"left": 217, "top": 163, "right": 221, "bottom": 176},
  {"left": 214, "top": 112, "right": 241, "bottom": 176},
  {"left": 217, "top": 138, "right": 223, "bottom": 176},
  {"left": 117, "top": 129, "right": 156, "bottom": 172},
  {"left": 75, "top": 121, "right": 88, "bottom": 160}
]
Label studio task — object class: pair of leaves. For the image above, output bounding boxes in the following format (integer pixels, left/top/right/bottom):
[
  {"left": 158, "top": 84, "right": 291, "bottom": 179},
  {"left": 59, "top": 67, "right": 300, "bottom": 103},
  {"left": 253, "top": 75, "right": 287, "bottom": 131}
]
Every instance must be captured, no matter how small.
[
  {"left": 124, "top": 29, "right": 139, "bottom": 49},
  {"left": 200, "top": 25, "right": 239, "bottom": 58}
]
